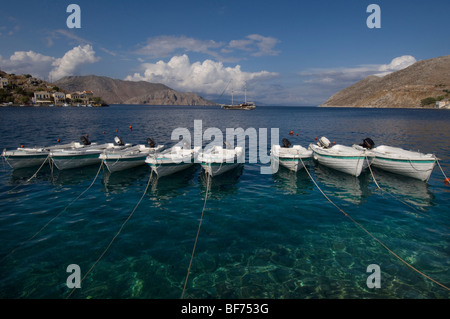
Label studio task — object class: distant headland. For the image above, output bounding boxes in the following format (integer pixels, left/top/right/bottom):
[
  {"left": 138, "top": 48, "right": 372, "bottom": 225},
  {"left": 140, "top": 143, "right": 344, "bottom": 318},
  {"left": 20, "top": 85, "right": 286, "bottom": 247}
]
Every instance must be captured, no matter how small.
[
  {"left": 320, "top": 55, "right": 450, "bottom": 109},
  {"left": 0, "top": 71, "right": 217, "bottom": 107}
]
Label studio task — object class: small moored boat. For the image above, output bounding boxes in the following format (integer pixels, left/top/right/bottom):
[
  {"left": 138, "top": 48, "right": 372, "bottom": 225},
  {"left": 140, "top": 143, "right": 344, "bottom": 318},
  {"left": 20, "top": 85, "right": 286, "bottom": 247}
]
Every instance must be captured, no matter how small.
[
  {"left": 2, "top": 141, "right": 81, "bottom": 169},
  {"left": 309, "top": 137, "right": 372, "bottom": 177},
  {"left": 100, "top": 138, "right": 165, "bottom": 173},
  {"left": 50, "top": 136, "right": 131, "bottom": 170},
  {"left": 197, "top": 143, "right": 244, "bottom": 177},
  {"left": 145, "top": 142, "right": 200, "bottom": 178},
  {"left": 270, "top": 138, "right": 313, "bottom": 172},
  {"left": 363, "top": 144, "right": 436, "bottom": 182}
]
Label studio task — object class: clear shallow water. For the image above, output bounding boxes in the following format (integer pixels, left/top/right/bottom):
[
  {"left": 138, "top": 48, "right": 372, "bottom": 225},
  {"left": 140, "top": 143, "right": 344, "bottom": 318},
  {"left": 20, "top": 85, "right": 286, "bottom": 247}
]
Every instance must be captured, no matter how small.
[{"left": 0, "top": 105, "right": 449, "bottom": 299}]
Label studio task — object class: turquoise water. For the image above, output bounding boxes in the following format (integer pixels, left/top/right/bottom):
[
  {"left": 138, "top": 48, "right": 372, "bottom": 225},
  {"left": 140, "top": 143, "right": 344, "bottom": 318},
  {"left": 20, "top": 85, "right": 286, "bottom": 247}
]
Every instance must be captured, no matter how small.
[{"left": 0, "top": 105, "right": 449, "bottom": 299}]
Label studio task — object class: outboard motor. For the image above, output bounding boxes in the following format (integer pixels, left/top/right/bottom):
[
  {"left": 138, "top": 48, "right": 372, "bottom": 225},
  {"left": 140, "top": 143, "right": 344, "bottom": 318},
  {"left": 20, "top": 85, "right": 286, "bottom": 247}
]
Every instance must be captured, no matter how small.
[
  {"left": 281, "top": 138, "right": 292, "bottom": 148},
  {"left": 146, "top": 138, "right": 156, "bottom": 148},
  {"left": 359, "top": 137, "right": 375, "bottom": 149},
  {"left": 223, "top": 140, "right": 232, "bottom": 149},
  {"left": 318, "top": 136, "right": 331, "bottom": 148},
  {"left": 114, "top": 136, "right": 124, "bottom": 146},
  {"left": 80, "top": 135, "right": 91, "bottom": 146}
]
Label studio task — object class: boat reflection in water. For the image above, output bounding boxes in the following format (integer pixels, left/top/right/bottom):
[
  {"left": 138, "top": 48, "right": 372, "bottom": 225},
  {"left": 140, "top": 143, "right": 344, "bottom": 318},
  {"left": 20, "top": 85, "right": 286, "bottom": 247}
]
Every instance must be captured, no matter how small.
[
  {"left": 102, "top": 165, "right": 150, "bottom": 194},
  {"left": 147, "top": 165, "right": 199, "bottom": 201},
  {"left": 370, "top": 167, "right": 434, "bottom": 208},
  {"left": 199, "top": 165, "right": 243, "bottom": 200},
  {"left": 312, "top": 164, "right": 372, "bottom": 205},
  {"left": 271, "top": 165, "right": 313, "bottom": 195}
]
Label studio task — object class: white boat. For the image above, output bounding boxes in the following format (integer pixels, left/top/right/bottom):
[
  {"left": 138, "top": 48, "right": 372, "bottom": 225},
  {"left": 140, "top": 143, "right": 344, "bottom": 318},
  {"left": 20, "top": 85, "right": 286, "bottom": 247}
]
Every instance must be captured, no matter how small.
[
  {"left": 2, "top": 141, "right": 80, "bottom": 169},
  {"left": 363, "top": 145, "right": 436, "bottom": 182},
  {"left": 145, "top": 143, "right": 200, "bottom": 178},
  {"left": 197, "top": 144, "right": 244, "bottom": 177},
  {"left": 100, "top": 138, "right": 165, "bottom": 173},
  {"left": 309, "top": 137, "right": 372, "bottom": 177},
  {"left": 50, "top": 137, "right": 132, "bottom": 170},
  {"left": 270, "top": 139, "right": 313, "bottom": 172}
]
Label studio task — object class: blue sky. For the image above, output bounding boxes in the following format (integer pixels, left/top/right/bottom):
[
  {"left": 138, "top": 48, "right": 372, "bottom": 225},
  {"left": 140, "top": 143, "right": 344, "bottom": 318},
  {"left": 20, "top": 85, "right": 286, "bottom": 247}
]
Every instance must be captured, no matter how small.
[{"left": 1, "top": 0, "right": 449, "bottom": 105}]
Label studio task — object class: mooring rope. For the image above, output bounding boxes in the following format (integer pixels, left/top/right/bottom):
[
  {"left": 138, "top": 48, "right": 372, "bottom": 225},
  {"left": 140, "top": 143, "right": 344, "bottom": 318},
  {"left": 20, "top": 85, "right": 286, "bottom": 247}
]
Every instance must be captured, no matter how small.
[
  {"left": 300, "top": 158, "right": 449, "bottom": 292},
  {"left": 181, "top": 171, "right": 212, "bottom": 299},
  {"left": 0, "top": 161, "right": 104, "bottom": 265},
  {"left": 0, "top": 153, "right": 51, "bottom": 195},
  {"left": 436, "top": 158, "right": 449, "bottom": 181},
  {"left": 66, "top": 170, "right": 154, "bottom": 299},
  {"left": 364, "top": 156, "right": 426, "bottom": 214}
]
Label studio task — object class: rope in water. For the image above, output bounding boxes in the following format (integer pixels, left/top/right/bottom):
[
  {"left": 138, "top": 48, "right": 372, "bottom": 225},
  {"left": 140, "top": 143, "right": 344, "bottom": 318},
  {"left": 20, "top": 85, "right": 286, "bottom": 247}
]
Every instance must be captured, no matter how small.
[
  {"left": 436, "top": 159, "right": 449, "bottom": 181},
  {"left": 299, "top": 158, "right": 449, "bottom": 292},
  {"left": 66, "top": 170, "right": 154, "bottom": 299},
  {"left": 181, "top": 171, "right": 212, "bottom": 299},
  {"left": 364, "top": 156, "right": 426, "bottom": 214},
  {"left": 0, "top": 161, "right": 104, "bottom": 265},
  {"left": 366, "top": 156, "right": 450, "bottom": 232},
  {"left": 0, "top": 153, "right": 51, "bottom": 195}
]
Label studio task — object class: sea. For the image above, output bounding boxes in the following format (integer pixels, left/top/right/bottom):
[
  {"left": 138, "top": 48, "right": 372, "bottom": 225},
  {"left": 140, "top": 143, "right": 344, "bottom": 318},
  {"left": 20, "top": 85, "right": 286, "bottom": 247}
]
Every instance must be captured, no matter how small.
[{"left": 0, "top": 105, "right": 449, "bottom": 300}]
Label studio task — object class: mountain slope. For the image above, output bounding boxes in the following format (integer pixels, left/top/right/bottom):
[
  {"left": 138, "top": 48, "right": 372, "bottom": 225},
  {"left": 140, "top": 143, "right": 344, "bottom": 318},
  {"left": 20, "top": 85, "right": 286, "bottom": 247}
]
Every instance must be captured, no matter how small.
[
  {"left": 54, "top": 75, "right": 217, "bottom": 105},
  {"left": 320, "top": 55, "right": 450, "bottom": 108}
]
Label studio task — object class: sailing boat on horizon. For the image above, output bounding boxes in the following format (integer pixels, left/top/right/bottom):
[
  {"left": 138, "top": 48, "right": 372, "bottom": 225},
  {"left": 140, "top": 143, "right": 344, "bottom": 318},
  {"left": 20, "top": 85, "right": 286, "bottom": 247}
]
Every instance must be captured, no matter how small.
[{"left": 221, "top": 81, "right": 256, "bottom": 110}]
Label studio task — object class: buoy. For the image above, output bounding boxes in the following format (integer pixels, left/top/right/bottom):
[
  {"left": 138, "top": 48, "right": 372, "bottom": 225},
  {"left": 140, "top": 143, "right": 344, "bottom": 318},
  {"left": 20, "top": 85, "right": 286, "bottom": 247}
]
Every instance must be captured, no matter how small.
[
  {"left": 20, "top": 145, "right": 24, "bottom": 148},
  {"left": 57, "top": 139, "right": 61, "bottom": 143},
  {"left": 289, "top": 131, "right": 293, "bottom": 135},
  {"left": 445, "top": 177, "right": 450, "bottom": 185},
  {"left": 86, "top": 134, "right": 89, "bottom": 137},
  {"left": 315, "top": 137, "right": 318, "bottom": 141},
  {"left": 333, "top": 141, "right": 336, "bottom": 145},
  {"left": 116, "top": 129, "right": 119, "bottom": 133},
  {"left": 296, "top": 133, "right": 298, "bottom": 136},
  {"left": 102, "top": 131, "right": 105, "bottom": 134},
  {"left": 129, "top": 125, "right": 133, "bottom": 130}
]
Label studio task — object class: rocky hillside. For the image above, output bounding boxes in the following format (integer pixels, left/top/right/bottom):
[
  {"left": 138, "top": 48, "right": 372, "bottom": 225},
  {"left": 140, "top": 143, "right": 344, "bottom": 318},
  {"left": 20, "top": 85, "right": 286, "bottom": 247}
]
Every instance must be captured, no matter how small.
[
  {"left": 320, "top": 55, "right": 450, "bottom": 108},
  {"left": 0, "top": 70, "right": 64, "bottom": 105},
  {"left": 54, "top": 75, "right": 217, "bottom": 106}
]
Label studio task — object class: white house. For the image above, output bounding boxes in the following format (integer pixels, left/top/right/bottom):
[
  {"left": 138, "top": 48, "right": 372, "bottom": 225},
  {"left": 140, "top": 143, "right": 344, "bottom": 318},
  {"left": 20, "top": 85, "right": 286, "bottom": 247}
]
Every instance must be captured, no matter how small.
[
  {"left": 435, "top": 100, "right": 450, "bottom": 109},
  {"left": 0, "top": 78, "right": 8, "bottom": 89},
  {"left": 52, "top": 92, "right": 66, "bottom": 103},
  {"left": 34, "top": 91, "right": 52, "bottom": 103}
]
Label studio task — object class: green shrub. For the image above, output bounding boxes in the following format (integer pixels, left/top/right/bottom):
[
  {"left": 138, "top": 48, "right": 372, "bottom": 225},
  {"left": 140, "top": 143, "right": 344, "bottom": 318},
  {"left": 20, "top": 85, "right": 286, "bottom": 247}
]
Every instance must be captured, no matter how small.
[{"left": 420, "top": 97, "right": 436, "bottom": 106}]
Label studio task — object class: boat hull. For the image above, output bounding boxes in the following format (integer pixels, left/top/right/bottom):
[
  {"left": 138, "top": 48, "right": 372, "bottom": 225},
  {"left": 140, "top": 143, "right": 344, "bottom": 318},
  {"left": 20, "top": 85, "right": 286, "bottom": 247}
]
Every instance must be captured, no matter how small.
[
  {"left": 145, "top": 146, "right": 199, "bottom": 178},
  {"left": 2, "top": 142, "right": 77, "bottom": 169},
  {"left": 198, "top": 146, "right": 244, "bottom": 177},
  {"left": 100, "top": 145, "right": 165, "bottom": 173},
  {"left": 51, "top": 152, "right": 102, "bottom": 170},
  {"left": 270, "top": 145, "right": 313, "bottom": 172},
  {"left": 147, "top": 161, "right": 195, "bottom": 177},
  {"left": 201, "top": 162, "right": 242, "bottom": 176},
  {"left": 370, "top": 146, "right": 435, "bottom": 181},
  {"left": 2, "top": 152, "right": 49, "bottom": 169},
  {"left": 309, "top": 144, "right": 370, "bottom": 177},
  {"left": 101, "top": 155, "right": 148, "bottom": 172}
]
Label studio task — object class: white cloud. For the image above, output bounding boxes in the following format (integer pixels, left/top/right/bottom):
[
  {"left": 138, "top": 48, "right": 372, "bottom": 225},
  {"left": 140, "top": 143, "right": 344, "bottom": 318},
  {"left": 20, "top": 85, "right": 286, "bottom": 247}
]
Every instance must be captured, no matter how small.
[
  {"left": 375, "top": 55, "right": 416, "bottom": 76},
  {"left": 244, "top": 34, "right": 280, "bottom": 57},
  {"left": 0, "top": 51, "right": 54, "bottom": 79},
  {"left": 136, "top": 35, "right": 224, "bottom": 59},
  {"left": 50, "top": 44, "right": 99, "bottom": 80},
  {"left": 125, "top": 54, "right": 279, "bottom": 95},
  {"left": 0, "top": 45, "right": 99, "bottom": 80},
  {"left": 135, "top": 34, "right": 280, "bottom": 61},
  {"left": 300, "top": 55, "right": 417, "bottom": 86}
]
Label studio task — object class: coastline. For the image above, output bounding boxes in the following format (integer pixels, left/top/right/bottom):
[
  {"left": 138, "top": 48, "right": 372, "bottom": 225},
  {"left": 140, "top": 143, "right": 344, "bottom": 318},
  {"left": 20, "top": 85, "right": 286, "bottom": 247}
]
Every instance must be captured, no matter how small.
[{"left": 318, "top": 104, "right": 449, "bottom": 109}]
